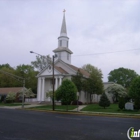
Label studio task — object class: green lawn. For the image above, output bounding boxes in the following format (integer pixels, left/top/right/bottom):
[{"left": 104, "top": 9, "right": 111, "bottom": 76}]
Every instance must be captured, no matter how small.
[
  {"left": 0, "top": 103, "right": 29, "bottom": 106},
  {"left": 81, "top": 104, "right": 140, "bottom": 114},
  {"left": 30, "top": 105, "right": 77, "bottom": 111}
]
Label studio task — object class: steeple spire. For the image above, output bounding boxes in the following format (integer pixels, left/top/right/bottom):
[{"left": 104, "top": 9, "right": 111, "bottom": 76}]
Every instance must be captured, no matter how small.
[{"left": 60, "top": 9, "right": 67, "bottom": 36}]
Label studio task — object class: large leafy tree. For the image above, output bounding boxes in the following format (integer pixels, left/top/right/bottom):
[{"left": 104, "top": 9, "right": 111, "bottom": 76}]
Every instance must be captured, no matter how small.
[
  {"left": 15, "top": 64, "right": 38, "bottom": 93},
  {"left": 82, "top": 64, "right": 104, "bottom": 103},
  {"left": 129, "top": 76, "right": 140, "bottom": 109},
  {"left": 106, "top": 83, "right": 127, "bottom": 103},
  {"left": 108, "top": 67, "right": 138, "bottom": 90},
  {"left": 0, "top": 64, "right": 12, "bottom": 69},
  {"left": 129, "top": 76, "right": 140, "bottom": 99},
  {"left": 71, "top": 69, "right": 83, "bottom": 93},
  {"left": 31, "top": 55, "right": 52, "bottom": 71},
  {"left": 55, "top": 79, "right": 77, "bottom": 106},
  {"left": 0, "top": 65, "right": 17, "bottom": 87}
]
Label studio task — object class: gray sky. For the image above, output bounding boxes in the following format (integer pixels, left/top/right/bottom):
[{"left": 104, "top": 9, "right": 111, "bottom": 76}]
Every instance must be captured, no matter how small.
[{"left": 0, "top": 0, "right": 140, "bottom": 82}]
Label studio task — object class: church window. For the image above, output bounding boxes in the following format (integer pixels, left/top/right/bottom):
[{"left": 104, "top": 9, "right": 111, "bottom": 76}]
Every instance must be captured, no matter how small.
[{"left": 67, "top": 41, "right": 68, "bottom": 47}]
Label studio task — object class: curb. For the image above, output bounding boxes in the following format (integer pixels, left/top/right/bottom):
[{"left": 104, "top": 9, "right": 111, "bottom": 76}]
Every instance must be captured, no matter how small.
[{"left": 24, "top": 108, "right": 140, "bottom": 119}]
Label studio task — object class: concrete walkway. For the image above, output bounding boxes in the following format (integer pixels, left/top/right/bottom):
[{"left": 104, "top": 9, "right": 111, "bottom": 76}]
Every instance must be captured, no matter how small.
[{"left": 72, "top": 105, "right": 87, "bottom": 111}]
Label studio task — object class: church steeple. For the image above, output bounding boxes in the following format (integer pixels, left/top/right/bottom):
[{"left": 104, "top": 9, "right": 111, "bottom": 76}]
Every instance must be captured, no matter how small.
[
  {"left": 60, "top": 10, "right": 67, "bottom": 36},
  {"left": 53, "top": 10, "right": 73, "bottom": 64}
]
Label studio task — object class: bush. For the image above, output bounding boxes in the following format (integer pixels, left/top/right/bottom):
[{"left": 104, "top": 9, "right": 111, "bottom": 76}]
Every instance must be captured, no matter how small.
[
  {"left": 134, "top": 99, "right": 140, "bottom": 110},
  {"left": 6, "top": 92, "right": 16, "bottom": 103},
  {"left": 71, "top": 100, "right": 83, "bottom": 105},
  {"left": 129, "top": 76, "right": 140, "bottom": 99},
  {"left": 99, "top": 93, "right": 110, "bottom": 109},
  {"left": 55, "top": 79, "right": 77, "bottom": 105},
  {"left": 118, "top": 97, "right": 125, "bottom": 110}
]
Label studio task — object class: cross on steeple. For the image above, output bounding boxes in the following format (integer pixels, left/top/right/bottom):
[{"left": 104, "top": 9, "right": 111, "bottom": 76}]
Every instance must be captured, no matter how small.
[{"left": 63, "top": 9, "right": 66, "bottom": 13}]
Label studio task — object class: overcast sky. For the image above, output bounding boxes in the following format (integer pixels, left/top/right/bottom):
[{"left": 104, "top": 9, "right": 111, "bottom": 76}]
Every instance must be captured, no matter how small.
[{"left": 0, "top": 0, "right": 140, "bottom": 82}]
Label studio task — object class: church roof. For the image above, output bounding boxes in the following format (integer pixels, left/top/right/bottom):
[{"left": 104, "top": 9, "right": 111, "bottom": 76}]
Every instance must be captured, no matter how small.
[
  {"left": 54, "top": 66, "right": 68, "bottom": 74},
  {"left": 66, "top": 63, "right": 90, "bottom": 78},
  {"left": 56, "top": 59, "right": 90, "bottom": 78},
  {"left": 0, "top": 87, "right": 23, "bottom": 95},
  {"left": 53, "top": 47, "right": 73, "bottom": 54}
]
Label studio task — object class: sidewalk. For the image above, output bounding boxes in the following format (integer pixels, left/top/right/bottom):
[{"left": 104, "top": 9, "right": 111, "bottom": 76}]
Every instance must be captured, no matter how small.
[
  {"left": 0, "top": 104, "right": 42, "bottom": 109},
  {"left": 72, "top": 105, "right": 87, "bottom": 111}
]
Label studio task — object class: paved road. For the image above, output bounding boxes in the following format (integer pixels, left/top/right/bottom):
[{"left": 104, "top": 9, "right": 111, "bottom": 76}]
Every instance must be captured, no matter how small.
[{"left": 0, "top": 108, "right": 139, "bottom": 140}]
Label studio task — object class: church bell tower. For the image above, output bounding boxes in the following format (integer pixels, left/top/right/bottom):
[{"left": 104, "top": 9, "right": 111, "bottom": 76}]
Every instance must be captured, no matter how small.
[{"left": 53, "top": 10, "right": 73, "bottom": 64}]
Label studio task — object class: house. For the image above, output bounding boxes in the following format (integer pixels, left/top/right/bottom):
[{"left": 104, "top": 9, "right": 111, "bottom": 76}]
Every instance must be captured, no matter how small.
[
  {"left": 36, "top": 11, "right": 115, "bottom": 104},
  {"left": 0, "top": 87, "right": 24, "bottom": 102}
]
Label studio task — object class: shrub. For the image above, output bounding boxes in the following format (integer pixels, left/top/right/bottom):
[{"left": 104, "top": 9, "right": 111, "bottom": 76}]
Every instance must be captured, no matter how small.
[
  {"left": 55, "top": 79, "right": 77, "bottom": 105},
  {"left": 6, "top": 92, "right": 16, "bottom": 103},
  {"left": 99, "top": 93, "right": 110, "bottom": 109},
  {"left": 134, "top": 99, "right": 140, "bottom": 110},
  {"left": 118, "top": 97, "right": 125, "bottom": 110}
]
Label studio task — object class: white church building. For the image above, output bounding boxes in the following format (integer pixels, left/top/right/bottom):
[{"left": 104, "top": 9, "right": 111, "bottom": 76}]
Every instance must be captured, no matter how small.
[{"left": 35, "top": 12, "right": 114, "bottom": 104}]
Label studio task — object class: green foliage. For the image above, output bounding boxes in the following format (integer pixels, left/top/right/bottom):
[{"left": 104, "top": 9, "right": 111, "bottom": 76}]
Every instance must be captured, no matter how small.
[
  {"left": 15, "top": 64, "right": 38, "bottom": 93},
  {"left": 129, "top": 76, "right": 140, "bottom": 99},
  {"left": 0, "top": 64, "right": 38, "bottom": 94},
  {"left": 0, "top": 66, "right": 16, "bottom": 87},
  {"left": 31, "top": 55, "right": 52, "bottom": 71},
  {"left": 82, "top": 64, "right": 104, "bottom": 102},
  {"left": 99, "top": 93, "right": 110, "bottom": 109},
  {"left": 118, "top": 97, "right": 125, "bottom": 110},
  {"left": 6, "top": 92, "right": 16, "bottom": 102},
  {"left": 108, "top": 67, "right": 138, "bottom": 90},
  {"left": 106, "top": 83, "right": 127, "bottom": 103},
  {"left": 72, "top": 69, "right": 83, "bottom": 93},
  {"left": 55, "top": 79, "right": 77, "bottom": 105},
  {"left": 134, "top": 99, "right": 140, "bottom": 110},
  {"left": 129, "top": 76, "right": 140, "bottom": 109}
]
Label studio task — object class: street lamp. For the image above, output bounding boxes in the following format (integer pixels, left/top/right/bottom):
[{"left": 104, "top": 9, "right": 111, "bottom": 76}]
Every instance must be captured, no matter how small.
[{"left": 30, "top": 51, "right": 57, "bottom": 111}]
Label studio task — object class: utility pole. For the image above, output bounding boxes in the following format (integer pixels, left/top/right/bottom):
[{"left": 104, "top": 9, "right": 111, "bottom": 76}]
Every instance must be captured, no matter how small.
[{"left": 52, "top": 55, "right": 55, "bottom": 111}]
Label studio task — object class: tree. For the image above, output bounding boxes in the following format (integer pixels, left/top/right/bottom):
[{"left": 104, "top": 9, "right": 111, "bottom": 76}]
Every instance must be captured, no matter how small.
[
  {"left": 0, "top": 66, "right": 16, "bottom": 87},
  {"left": 0, "top": 63, "right": 12, "bottom": 69},
  {"left": 72, "top": 69, "right": 83, "bottom": 93},
  {"left": 5, "top": 92, "right": 16, "bottom": 103},
  {"left": 106, "top": 83, "right": 127, "bottom": 103},
  {"left": 55, "top": 79, "right": 77, "bottom": 110},
  {"left": 31, "top": 55, "right": 52, "bottom": 71},
  {"left": 129, "top": 76, "right": 140, "bottom": 109},
  {"left": 15, "top": 64, "right": 38, "bottom": 93},
  {"left": 99, "top": 93, "right": 110, "bottom": 109},
  {"left": 108, "top": 67, "right": 138, "bottom": 90},
  {"left": 0, "top": 64, "right": 38, "bottom": 94},
  {"left": 82, "top": 64, "right": 104, "bottom": 103},
  {"left": 18, "top": 88, "right": 35, "bottom": 98}
]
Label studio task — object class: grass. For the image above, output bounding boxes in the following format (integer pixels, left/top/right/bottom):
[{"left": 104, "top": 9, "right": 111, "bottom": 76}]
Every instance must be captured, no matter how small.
[
  {"left": 0, "top": 102, "right": 30, "bottom": 106},
  {"left": 30, "top": 105, "right": 77, "bottom": 111},
  {"left": 81, "top": 104, "right": 140, "bottom": 114}
]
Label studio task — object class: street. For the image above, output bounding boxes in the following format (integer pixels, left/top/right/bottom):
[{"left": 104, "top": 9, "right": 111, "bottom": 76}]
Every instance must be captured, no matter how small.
[{"left": 0, "top": 108, "right": 139, "bottom": 140}]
